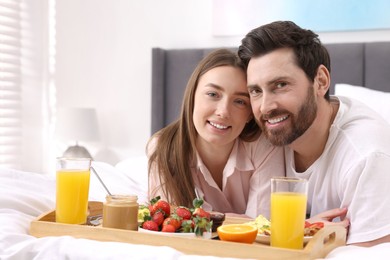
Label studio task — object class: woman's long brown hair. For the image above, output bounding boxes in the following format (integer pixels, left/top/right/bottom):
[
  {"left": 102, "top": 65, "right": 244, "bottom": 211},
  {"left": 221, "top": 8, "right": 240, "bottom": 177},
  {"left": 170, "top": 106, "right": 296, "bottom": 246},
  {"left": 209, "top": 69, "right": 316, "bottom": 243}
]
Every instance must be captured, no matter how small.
[{"left": 147, "top": 49, "right": 260, "bottom": 207}]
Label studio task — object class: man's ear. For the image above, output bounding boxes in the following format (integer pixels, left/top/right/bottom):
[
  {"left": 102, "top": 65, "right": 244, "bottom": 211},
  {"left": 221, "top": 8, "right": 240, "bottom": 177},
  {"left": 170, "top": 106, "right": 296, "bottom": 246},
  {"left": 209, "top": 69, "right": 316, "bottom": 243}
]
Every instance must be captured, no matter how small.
[{"left": 315, "top": 65, "right": 330, "bottom": 96}]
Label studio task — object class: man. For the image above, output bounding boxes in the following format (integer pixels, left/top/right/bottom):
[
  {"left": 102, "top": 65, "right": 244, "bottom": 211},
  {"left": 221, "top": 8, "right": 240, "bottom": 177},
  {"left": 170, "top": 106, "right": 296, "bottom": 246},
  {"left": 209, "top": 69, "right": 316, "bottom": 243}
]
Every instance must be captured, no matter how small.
[{"left": 238, "top": 21, "right": 390, "bottom": 246}]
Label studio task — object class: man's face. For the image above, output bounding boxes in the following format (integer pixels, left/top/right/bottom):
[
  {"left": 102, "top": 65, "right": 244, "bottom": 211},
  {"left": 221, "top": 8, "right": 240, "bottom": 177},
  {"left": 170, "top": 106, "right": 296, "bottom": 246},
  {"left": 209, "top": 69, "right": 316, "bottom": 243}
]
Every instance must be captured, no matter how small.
[{"left": 246, "top": 48, "right": 317, "bottom": 146}]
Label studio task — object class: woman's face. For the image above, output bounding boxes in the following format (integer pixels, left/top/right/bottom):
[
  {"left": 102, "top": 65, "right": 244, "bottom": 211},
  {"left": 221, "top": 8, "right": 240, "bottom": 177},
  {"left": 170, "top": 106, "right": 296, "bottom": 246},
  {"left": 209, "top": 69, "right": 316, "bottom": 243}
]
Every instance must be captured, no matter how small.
[{"left": 193, "top": 66, "right": 252, "bottom": 149}]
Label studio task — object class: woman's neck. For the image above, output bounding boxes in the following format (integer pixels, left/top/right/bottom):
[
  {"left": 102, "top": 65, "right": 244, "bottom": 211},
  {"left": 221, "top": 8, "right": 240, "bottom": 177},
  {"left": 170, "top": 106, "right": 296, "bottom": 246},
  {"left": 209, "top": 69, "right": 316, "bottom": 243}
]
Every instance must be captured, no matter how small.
[{"left": 196, "top": 139, "right": 235, "bottom": 189}]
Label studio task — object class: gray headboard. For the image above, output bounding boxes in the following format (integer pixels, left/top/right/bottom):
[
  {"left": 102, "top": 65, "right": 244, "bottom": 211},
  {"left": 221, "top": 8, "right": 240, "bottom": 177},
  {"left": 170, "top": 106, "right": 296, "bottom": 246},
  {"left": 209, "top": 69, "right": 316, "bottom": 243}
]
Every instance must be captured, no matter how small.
[{"left": 151, "top": 42, "right": 390, "bottom": 134}]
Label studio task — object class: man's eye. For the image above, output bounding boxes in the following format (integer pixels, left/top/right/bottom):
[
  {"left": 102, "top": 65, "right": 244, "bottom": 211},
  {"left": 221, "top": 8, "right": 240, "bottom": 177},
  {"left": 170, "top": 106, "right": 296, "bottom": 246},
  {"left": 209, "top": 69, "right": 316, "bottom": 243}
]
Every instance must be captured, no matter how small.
[
  {"left": 249, "top": 88, "right": 262, "bottom": 97},
  {"left": 276, "top": 82, "right": 287, "bottom": 88}
]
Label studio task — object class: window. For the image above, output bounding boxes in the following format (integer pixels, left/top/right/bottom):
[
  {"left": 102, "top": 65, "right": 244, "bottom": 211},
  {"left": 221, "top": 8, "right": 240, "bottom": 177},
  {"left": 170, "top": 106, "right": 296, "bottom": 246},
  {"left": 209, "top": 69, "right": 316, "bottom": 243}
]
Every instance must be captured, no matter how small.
[
  {"left": 0, "top": 0, "right": 52, "bottom": 172},
  {"left": 0, "top": 0, "right": 22, "bottom": 169}
]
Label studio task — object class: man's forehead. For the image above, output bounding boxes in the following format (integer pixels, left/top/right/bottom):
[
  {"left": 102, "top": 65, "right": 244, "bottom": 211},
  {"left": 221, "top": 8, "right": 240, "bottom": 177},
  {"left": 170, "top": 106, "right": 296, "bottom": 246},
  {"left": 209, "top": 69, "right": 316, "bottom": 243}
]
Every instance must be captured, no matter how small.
[{"left": 247, "top": 54, "right": 296, "bottom": 84}]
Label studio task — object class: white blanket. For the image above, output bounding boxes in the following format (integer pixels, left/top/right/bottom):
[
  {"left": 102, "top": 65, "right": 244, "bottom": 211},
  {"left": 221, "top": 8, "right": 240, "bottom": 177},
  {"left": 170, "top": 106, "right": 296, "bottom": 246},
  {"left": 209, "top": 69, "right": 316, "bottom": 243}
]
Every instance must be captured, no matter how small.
[{"left": 1, "top": 160, "right": 389, "bottom": 260}]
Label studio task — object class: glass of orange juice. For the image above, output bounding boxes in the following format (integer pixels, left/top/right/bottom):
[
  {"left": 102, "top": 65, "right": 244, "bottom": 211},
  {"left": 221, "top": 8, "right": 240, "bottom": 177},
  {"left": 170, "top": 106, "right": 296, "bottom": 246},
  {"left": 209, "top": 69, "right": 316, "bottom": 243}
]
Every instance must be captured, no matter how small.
[
  {"left": 56, "top": 158, "right": 91, "bottom": 224},
  {"left": 270, "top": 177, "right": 308, "bottom": 249}
]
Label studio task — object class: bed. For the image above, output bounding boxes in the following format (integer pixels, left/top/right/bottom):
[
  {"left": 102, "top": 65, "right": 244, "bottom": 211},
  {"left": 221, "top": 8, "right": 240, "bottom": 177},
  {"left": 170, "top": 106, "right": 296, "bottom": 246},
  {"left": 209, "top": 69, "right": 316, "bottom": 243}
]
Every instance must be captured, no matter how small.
[{"left": 1, "top": 42, "right": 390, "bottom": 259}]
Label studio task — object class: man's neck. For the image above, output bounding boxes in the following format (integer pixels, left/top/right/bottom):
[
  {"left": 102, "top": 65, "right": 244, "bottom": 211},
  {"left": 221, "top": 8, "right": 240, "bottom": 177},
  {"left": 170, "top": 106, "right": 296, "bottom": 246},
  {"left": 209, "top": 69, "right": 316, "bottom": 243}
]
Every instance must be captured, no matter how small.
[{"left": 290, "top": 98, "right": 338, "bottom": 172}]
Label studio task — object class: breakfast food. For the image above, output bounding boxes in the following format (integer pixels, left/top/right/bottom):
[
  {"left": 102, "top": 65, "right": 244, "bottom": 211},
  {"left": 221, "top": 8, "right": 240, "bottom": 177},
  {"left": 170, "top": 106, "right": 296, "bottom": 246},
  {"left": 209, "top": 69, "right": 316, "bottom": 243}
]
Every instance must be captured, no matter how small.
[
  {"left": 138, "top": 196, "right": 213, "bottom": 236},
  {"left": 217, "top": 224, "right": 258, "bottom": 244},
  {"left": 244, "top": 215, "right": 324, "bottom": 237},
  {"left": 245, "top": 215, "right": 271, "bottom": 235},
  {"left": 103, "top": 195, "right": 139, "bottom": 230},
  {"left": 304, "top": 221, "right": 324, "bottom": 236}
]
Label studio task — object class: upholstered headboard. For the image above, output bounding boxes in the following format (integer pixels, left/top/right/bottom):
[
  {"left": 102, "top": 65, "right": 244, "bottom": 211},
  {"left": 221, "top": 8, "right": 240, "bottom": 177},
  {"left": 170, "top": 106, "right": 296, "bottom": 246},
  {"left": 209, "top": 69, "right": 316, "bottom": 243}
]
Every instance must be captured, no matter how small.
[{"left": 151, "top": 42, "right": 390, "bottom": 134}]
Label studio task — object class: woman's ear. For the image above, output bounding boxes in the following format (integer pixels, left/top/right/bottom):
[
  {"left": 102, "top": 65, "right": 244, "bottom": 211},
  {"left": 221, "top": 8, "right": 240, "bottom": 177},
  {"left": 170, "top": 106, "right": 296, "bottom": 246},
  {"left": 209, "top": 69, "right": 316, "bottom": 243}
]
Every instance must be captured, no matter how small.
[{"left": 315, "top": 65, "right": 330, "bottom": 96}]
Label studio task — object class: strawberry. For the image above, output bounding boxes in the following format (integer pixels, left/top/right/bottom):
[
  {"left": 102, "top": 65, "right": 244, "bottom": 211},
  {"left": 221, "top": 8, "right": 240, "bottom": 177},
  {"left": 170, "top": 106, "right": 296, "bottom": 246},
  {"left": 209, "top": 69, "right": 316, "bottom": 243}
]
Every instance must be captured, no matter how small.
[
  {"left": 148, "top": 196, "right": 160, "bottom": 216},
  {"left": 193, "top": 216, "right": 212, "bottom": 237},
  {"left": 181, "top": 219, "right": 195, "bottom": 233},
  {"left": 152, "top": 210, "right": 165, "bottom": 227},
  {"left": 193, "top": 207, "right": 210, "bottom": 220},
  {"left": 149, "top": 196, "right": 171, "bottom": 217},
  {"left": 148, "top": 204, "right": 154, "bottom": 215},
  {"left": 163, "top": 215, "right": 181, "bottom": 231},
  {"left": 154, "top": 200, "right": 171, "bottom": 216},
  {"left": 142, "top": 220, "right": 159, "bottom": 231},
  {"left": 161, "top": 224, "right": 176, "bottom": 233},
  {"left": 192, "top": 198, "right": 210, "bottom": 220},
  {"left": 175, "top": 206, "right": 192, "bottom": 220}
]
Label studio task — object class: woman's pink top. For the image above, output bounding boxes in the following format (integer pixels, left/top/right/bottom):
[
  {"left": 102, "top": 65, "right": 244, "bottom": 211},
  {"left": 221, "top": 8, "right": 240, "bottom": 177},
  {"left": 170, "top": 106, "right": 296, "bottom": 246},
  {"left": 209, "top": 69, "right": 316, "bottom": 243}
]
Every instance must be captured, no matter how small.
[{"left": 149, "top": 134, "right": 284, "bottom": 219}]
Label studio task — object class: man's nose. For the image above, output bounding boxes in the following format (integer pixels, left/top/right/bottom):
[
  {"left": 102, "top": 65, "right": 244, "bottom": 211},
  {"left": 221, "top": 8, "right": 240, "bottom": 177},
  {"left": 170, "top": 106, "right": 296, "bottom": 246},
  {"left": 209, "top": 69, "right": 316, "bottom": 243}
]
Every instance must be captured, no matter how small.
[{"left": 260, "top": 93, "right": 277, "bottom": 115}]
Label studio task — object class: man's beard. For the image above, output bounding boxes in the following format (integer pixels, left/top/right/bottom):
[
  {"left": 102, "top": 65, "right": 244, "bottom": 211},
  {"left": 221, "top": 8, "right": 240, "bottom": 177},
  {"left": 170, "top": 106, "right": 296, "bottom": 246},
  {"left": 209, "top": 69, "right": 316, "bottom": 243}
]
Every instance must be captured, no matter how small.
[{"left": 258, "top": 86, "right": 317, "bottom": 146}]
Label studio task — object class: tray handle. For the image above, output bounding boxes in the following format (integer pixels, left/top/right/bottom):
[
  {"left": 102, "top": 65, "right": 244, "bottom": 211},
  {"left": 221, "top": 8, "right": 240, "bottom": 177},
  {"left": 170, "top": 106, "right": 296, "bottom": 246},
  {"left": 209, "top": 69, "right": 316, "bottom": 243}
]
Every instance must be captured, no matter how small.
[{"left": 304, "top": 225, "right": 347, "bottom": 257}]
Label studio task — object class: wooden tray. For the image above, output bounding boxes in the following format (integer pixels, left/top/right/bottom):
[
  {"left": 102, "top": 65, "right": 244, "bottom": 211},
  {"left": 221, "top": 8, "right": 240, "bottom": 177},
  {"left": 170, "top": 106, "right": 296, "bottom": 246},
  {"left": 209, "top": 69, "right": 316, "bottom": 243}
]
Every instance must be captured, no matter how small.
[{"left": 30, "top": 201, "right": 346, "bottom": 259}]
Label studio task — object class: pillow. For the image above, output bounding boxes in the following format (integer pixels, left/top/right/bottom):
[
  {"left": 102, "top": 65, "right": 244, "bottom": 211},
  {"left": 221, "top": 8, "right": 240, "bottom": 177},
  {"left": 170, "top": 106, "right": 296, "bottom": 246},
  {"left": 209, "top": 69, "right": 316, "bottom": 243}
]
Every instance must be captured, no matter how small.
[
  {"left": 115, "top": 155, "right": 148, "bottom": 203},
  {"left": 335, "top": 83, "right": 390, "bottom": 125},
  {"left": 89, "top": 160, "right": 147, "bottom": 203}
]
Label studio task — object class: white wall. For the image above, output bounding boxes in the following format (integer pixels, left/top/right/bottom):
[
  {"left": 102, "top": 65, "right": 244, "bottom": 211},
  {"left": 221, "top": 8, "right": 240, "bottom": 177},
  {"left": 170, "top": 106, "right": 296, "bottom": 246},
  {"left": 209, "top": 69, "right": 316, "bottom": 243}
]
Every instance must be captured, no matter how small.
[{"left": 55, "top": 0, "right": 390, "bottom": 166}]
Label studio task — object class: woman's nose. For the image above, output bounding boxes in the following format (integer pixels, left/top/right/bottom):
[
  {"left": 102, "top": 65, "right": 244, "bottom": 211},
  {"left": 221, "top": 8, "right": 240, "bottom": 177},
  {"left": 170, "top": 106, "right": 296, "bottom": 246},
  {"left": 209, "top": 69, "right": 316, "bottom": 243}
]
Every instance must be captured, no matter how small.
[{"left": 216, "top": 100, "right": 230, "bottom": 119}]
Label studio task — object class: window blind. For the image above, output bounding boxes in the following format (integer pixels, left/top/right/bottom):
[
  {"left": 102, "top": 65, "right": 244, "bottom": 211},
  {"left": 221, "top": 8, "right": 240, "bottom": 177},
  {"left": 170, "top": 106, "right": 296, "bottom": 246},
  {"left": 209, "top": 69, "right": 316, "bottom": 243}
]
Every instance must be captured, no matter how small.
[{"left": 0, "top": 0, "right": 22, "bottom": 169}]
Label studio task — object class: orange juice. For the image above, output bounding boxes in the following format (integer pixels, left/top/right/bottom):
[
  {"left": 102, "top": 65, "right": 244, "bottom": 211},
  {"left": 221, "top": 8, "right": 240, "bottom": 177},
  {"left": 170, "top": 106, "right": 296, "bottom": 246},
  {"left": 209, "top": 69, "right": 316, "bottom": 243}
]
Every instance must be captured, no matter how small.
[
  {"left": 56, "top": 169, "right": 90, "bottom": 224},
  {"left": 270, "top": 192, "right": 307, "bottom": 249}
]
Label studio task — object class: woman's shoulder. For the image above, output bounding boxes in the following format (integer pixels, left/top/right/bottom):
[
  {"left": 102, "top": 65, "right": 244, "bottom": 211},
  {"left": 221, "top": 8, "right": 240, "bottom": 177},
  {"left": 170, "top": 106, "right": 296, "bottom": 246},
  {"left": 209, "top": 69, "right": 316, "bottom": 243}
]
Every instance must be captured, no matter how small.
[{"left": 238, "top": 134, "right": 283, "bottom": 160}]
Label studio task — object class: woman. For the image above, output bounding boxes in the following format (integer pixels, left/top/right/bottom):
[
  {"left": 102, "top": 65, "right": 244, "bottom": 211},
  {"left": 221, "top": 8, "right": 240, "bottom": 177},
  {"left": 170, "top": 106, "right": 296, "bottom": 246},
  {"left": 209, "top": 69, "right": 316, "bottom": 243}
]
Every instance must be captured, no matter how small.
[{"left": 147, "top": 49, "right": 284, "bottom": 218}]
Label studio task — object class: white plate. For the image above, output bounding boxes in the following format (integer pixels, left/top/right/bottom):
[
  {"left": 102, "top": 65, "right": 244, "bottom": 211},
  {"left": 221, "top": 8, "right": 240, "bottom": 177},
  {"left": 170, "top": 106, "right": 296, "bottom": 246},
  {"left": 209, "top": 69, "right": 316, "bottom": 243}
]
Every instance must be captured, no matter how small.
[
  {"left": 138, "top": 227, "right": 212, "bottom": 239},
  {"left": 256, "top": 234, "right": 312, "bottom": 245}
]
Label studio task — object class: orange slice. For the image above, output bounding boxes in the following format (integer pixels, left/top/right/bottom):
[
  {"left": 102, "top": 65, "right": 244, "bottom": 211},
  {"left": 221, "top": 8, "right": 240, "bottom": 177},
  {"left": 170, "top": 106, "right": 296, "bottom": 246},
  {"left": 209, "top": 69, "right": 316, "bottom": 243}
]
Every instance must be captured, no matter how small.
[{"left": 217, "top": 224, "right": 258, "bottom": 244}]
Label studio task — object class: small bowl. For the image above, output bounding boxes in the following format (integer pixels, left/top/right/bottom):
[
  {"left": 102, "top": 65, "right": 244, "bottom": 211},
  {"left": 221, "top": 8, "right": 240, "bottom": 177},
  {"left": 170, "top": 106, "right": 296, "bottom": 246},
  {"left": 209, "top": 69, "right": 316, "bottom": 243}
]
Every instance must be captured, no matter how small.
[{"left": 210, "top": 211, "right": 225, "bottom": 232}]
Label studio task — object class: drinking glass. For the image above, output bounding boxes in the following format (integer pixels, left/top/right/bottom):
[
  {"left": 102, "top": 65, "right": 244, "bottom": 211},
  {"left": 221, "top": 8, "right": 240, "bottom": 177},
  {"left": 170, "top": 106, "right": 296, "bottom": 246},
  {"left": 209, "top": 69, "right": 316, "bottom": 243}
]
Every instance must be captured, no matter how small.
[
  {"left": 270, "top": 177, "right": 308, "bottom": 249},
  {"left": 56, "top": 158, "right": 91, "bottom": 224}
]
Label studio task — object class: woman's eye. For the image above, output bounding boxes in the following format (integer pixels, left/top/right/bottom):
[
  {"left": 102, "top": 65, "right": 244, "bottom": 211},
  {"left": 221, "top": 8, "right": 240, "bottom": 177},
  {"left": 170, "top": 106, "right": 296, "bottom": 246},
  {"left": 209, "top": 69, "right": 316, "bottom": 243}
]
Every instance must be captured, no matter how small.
[{"left": 207, "top": 92, "right": 218, "bottom": 97}]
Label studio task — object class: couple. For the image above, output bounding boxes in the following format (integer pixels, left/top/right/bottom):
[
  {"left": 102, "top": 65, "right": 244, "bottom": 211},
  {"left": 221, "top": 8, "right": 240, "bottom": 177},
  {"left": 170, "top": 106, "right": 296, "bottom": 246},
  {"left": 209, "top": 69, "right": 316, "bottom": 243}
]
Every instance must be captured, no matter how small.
[{"left": 147, "top": 21, "right": 390, "bottom": 247}]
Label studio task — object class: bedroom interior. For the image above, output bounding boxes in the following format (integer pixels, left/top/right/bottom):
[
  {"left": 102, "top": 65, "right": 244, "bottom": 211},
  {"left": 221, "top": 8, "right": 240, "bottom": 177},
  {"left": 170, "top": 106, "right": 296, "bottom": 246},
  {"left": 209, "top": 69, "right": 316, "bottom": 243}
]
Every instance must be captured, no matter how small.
[
  {"left": 4, "top": 0, "right": 390, "bottom": 173},
  {"left": 1, "top": 0, "right": 390, "bottom": 259}
]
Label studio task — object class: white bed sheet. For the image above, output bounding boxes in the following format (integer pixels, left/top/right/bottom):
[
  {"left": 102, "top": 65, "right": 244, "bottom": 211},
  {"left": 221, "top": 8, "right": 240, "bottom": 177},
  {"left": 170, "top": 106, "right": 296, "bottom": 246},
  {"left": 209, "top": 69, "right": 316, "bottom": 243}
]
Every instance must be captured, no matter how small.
[{"left": 1, "top": 160, "right": 390, "bottom": 260}]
